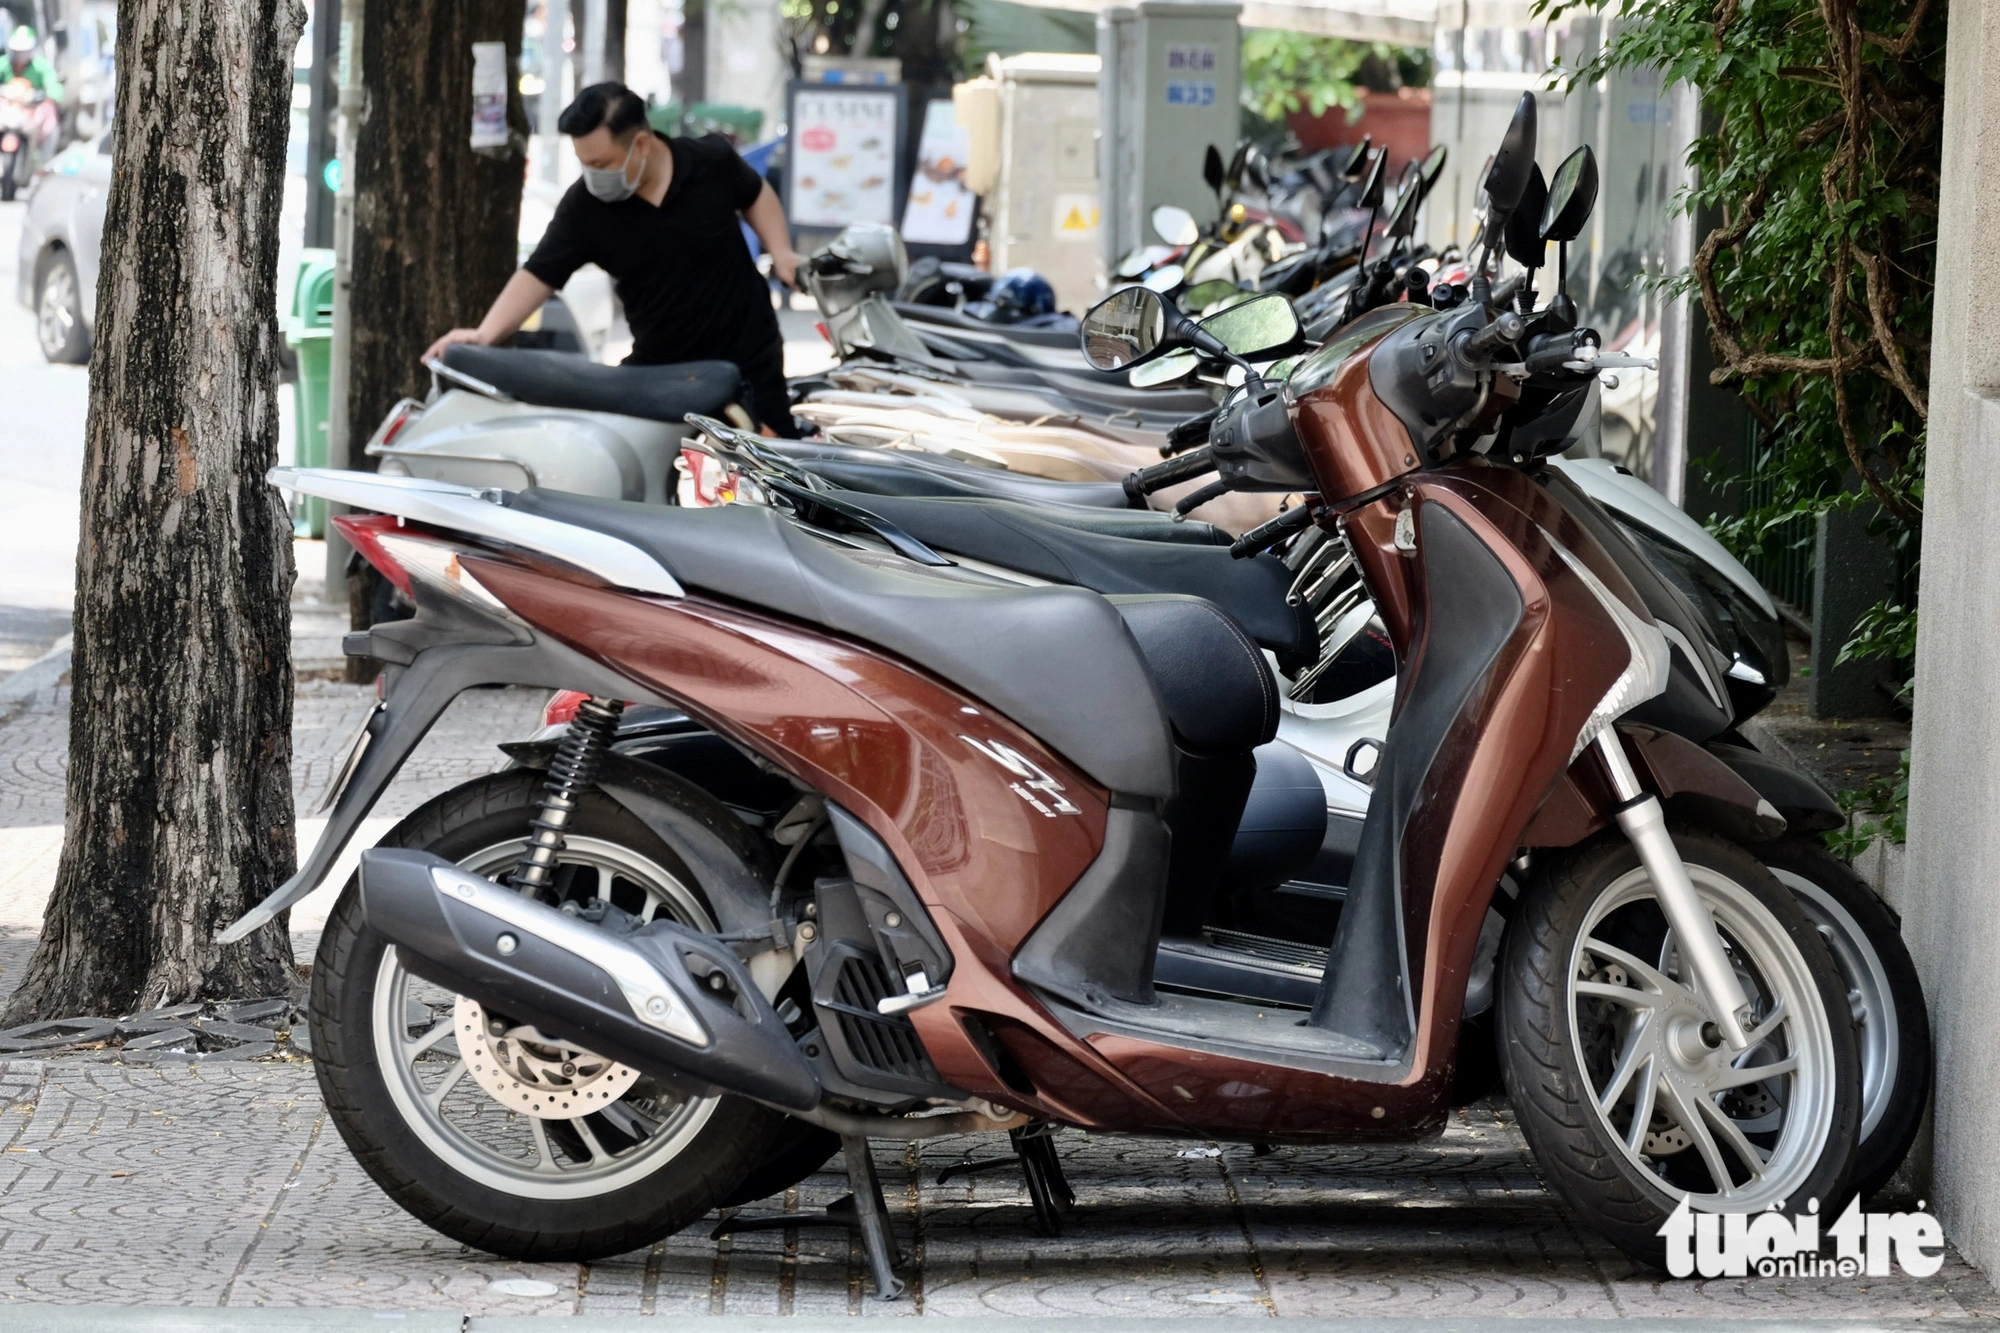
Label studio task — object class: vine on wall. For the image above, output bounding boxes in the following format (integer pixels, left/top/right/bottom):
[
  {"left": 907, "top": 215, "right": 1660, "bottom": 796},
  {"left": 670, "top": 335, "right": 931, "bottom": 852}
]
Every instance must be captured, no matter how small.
[{"left": 1548, "top": 0, "right": 1946, "bottom": 684}]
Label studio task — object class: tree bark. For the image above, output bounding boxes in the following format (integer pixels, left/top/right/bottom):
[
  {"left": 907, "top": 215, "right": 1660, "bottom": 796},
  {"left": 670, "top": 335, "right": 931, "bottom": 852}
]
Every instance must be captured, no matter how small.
[
  {"left": 346, "top": 0, "right": 530, "bottom": 446},
  {"left": 4, "top": 0, "right": 307, "bottom": 1022}
]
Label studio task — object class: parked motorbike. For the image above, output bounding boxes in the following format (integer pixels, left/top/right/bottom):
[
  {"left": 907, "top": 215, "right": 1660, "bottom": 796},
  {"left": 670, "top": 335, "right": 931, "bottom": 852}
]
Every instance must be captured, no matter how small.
[{"left": 227, "top": 98, "right": 1864, "bottom": 1283}]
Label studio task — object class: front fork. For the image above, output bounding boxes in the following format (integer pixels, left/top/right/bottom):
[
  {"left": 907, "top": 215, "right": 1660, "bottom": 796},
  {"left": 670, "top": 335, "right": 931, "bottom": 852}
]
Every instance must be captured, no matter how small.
[{"left": 1593, "top": 730, "right": 1757, "bottom": 1051}]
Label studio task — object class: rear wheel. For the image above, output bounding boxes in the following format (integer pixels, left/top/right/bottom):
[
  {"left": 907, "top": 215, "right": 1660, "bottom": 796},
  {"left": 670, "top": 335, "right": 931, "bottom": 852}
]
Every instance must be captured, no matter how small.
[
  {"left": 311, "top": 770, "right": 807, "bottom": 1261},
  {"left": 1761, "top": 835, "right": 1929, "bottom": 1199},
  {"left": 1499, "top": 828, "right": 1861, "bottom": 1269}
]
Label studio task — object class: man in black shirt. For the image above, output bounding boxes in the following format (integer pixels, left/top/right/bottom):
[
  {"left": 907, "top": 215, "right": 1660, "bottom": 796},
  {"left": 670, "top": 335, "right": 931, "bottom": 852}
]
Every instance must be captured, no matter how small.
[{"left": 425, "top": 82, "right": 802, "bottom": 435}]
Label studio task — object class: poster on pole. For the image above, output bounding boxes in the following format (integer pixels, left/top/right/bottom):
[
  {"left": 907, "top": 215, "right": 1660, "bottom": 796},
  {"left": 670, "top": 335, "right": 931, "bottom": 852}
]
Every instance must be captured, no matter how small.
[
  {"left": 786, "top": 85, "right": 901, "bottom": 229},
  {"left": 470, "top": 41, "right": 509, "bottom": 149},
  {"left": 899, "top": 99, "right": 974, "bottom": 247}
]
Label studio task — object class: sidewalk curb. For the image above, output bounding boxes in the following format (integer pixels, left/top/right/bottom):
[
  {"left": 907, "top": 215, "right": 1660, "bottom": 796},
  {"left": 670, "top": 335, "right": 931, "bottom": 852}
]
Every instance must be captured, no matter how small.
[{"left": 0, "top": 633, "right": 71, "bottom": 720}]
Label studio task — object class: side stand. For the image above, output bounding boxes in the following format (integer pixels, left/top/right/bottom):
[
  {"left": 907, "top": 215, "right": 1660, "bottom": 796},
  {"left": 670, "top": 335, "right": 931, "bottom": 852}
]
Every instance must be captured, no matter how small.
[
  {"left": 710, "top": 1134, "right": 906, "bottom": 1300},
  {"left": 936, "top": 1124, "right": 1076, "bottom": 1236}
]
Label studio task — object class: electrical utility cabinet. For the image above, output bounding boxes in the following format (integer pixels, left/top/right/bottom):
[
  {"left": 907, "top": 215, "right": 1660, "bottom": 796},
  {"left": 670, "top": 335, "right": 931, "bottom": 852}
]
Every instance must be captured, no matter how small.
[
  {"left": 983, "top": 53, "right": 1105, "bottom": 314},
  {"left": 1098, "top": 1, "right": 1243, "bottom": 272}
]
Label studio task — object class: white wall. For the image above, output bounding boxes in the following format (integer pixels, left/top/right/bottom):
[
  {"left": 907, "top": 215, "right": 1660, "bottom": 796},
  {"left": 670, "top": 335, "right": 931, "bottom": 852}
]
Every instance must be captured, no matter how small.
[
  {"left": 704, "top": 0, "right": 789, "bottom": 139},
  {"left": 1904, "top": 0, "right": 2000, "bottom": 1282}
]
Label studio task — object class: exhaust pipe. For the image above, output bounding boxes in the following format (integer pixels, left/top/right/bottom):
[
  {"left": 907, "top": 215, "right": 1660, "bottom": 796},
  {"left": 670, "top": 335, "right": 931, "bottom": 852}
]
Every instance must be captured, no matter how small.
[{"left": 359, "top": 849, "right": 821, "bottom": 1112}]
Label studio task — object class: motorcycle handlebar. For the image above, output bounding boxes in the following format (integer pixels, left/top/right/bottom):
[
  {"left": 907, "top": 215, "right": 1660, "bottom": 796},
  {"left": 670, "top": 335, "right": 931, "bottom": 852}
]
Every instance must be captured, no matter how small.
[
  {"left": 1229, "top": 502, "right": 1314, "bottom": 559},
  {"left": 1162, "top": 407, "right": 1220, "bottom": 457},
  {"left": 1123, "top": 445, "right": 1216, "bottom": 503},
  {"left": 1462, "top": 311, "right": 1525, "bottom": 361}
]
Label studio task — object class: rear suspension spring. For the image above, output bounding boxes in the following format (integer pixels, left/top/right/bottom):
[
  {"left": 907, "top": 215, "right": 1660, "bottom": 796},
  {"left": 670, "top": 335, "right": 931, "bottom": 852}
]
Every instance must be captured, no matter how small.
[{"left": 513, "top": 695, "right": 624, "bottom": 895}]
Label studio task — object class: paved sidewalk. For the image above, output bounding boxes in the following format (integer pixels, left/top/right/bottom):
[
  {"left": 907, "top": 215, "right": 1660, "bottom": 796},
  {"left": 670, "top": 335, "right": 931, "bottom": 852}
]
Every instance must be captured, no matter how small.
[{"left": 0, "top": 1058, "right": 1992, "bottom": 1321}]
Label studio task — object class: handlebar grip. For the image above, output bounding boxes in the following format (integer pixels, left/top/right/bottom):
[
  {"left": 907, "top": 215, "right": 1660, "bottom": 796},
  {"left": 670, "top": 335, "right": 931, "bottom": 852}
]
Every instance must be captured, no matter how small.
[
  {"left": 1523, "top": 336, "right": 1583, "bottom": 375},
  {"left": 1171, "top": 476, "right": 1235, "bottom": 519},
  {"left": 1124, "top": 445, "right": 1215, "bottom": 503},
  {"left": 1229, "top": 503, "right": 1314, "bottom": 559},
  {"left": 1162, "top": 408, "right": 1220, "bottom": 457},
  {"left": 1463, "top": 311, "right": 1525, "bottom": 358}
]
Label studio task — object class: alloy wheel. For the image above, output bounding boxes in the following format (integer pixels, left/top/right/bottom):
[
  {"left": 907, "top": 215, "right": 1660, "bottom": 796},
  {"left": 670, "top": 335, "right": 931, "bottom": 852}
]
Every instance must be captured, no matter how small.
[
  {"left": 36, "top": 261, "right": 77, "bottom": 361},
  {"left": 369, "top": 835, "right": 722, "bottom": 1200},
  {"left": 1568, "top": 864, "right": 1839, "bottom": 1211}
]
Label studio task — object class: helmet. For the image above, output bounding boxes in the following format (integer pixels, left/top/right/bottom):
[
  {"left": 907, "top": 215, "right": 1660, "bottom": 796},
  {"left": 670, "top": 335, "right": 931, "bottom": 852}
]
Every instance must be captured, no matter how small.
[
  {"left": 986, "top": 268, "right": 1056, "bottom": 323},
  {"left": 7, "top": 27, "right": 34, "bottom": 55}
]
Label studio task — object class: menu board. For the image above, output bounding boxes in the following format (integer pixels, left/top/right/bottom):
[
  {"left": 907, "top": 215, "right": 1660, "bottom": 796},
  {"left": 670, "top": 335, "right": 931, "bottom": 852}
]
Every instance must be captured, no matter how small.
[
  {"left": 788, "top": 85, "right": 900, "bottom": 229},
  {"left": 900, "top": 100, "right": 975, "bottom": 246}
]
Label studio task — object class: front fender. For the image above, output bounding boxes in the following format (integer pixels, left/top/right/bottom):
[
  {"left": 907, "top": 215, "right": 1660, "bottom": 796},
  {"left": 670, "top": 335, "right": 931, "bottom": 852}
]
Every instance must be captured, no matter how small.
[{"left": 1520, "top": 723, "right": 1788, "bottom": 849}]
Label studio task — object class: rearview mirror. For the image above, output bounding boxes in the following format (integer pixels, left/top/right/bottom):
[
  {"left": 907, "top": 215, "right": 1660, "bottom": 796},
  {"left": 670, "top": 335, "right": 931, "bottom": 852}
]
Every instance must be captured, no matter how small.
[
  {"left": 1130, "top": 350, "right": 1198, "bottom": 387},
  {"left": 1081, "top": 286, "right": 1174, "bottom": 370},
  {"left": 1541, "top": 146, "right": 1599, "bottom": 243},
  {"left": 1482, "top": 93, "right": 1539, "bottom": 220},
  {"left": 1356, "top": 149, "right": 1387, "bottom": 211},
  {"left": 1505, "top": 163, "right": 1549, "bottom": 269},
  {"left": 1203, "top": 145, "right": 1225, "bottom": 196},
  {"left": 1420, "top": 143, "right": 1448, "bottom": 191},
  {"left": 1151, "top": 204, "right": 1199, "bottom": 247},
  {"left": 1339, "top": 136, "right": 1372, "bottom": 179},
  {"left": 1197, "top": 291, "right": 1301, "bottom": 359},
  {"left": 1143, "top": 263, "right": 1185, "bottom": 294},
  {"left": 1381, "top": 162, "right": 1424, "bottom": 242},
  {"left": 1225, "top": 143, "right": 1251, "bottom": 193},
  {"left": 1182, "top": 277, "right": 1242, "bottom": 313}
]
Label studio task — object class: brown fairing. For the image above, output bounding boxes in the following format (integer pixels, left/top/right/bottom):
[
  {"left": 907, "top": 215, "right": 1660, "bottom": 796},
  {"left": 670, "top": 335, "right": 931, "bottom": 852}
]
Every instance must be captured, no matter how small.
[{"left": 468, "top": 559, "right": 1195, "bottom": 1131}]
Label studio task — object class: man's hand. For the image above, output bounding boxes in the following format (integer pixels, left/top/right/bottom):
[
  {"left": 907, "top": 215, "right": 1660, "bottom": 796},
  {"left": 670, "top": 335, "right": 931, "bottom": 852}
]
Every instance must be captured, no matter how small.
[
  {"left": 422, "top": 327, "right": 488, "bottom": 365},
  {"left": 768, "top": 249, "right": 802, "bottom": 289}
]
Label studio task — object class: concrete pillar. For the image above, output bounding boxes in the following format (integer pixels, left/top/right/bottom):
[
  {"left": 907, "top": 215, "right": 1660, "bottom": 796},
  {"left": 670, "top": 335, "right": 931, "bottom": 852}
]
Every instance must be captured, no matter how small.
[
  {"left": 1904, "top": 0, "right": 2000, "bottom": 1280},
  {"left": 703, "top": 0, "right": 787, "bottom": 140}
]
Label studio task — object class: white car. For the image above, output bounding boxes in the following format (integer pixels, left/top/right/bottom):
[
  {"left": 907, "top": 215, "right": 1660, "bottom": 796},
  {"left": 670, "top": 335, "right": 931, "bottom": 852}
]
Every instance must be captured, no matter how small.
[{"left": 15, "top": 128, "right": 109, "bottom": 364}]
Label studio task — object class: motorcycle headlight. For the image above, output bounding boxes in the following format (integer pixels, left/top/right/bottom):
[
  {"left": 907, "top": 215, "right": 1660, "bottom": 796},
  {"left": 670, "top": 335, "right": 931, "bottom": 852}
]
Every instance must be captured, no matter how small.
[{"left": 1554, "top": 540, "right": 1670, "bottom": 761}]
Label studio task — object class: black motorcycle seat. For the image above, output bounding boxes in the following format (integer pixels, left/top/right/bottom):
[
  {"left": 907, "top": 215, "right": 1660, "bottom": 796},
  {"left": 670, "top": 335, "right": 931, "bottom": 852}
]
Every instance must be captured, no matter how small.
[
  {"left": 764, "top": 440, "right": 1133, "bottom": 510},
  {"left": 837, "top": 492, "right": 1314, "bottom": 656},
  {"left": 1109, "top": 595, "right": 1279, "bottom": 753},
  {"left": 506, "top": 489, "right": 1180, "bottom": 798},
  {"left": 443, "top": 346, "right": 740, "bottom": 424},
  {"left": 895, "top": 303, "right": 1085, "bottom": 350}
]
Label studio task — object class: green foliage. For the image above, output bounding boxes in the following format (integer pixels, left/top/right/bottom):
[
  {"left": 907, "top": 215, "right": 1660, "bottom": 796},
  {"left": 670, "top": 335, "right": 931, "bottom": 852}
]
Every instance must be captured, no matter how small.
[
  {"left": 1544, "top": 0, "right": 1945, "bottom": 707},
  {"left": 1239, "top": 31, "right": 1381, "bottom": 122},
  {"left": 1826, "top": 753, "right": 1910, "bottom": 856}
]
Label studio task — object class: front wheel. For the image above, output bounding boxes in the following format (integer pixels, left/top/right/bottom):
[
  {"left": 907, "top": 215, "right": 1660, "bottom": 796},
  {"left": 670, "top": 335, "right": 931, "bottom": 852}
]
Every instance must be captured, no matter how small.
[
  {"left": 35, "top": 249, "right": 88, "bottom": 364},
  {"left": 310, "top": 770, "right": 800, "bottom": 1261},
  {"left": 1499, "top": 827, "right": 1862, "bottom": 1269}
]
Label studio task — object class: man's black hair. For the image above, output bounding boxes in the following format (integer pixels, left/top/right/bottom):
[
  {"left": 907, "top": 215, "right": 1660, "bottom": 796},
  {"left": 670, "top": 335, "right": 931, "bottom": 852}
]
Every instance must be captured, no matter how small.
[{"left": 558, "top": 82, "right": 649, "bottom": 138}]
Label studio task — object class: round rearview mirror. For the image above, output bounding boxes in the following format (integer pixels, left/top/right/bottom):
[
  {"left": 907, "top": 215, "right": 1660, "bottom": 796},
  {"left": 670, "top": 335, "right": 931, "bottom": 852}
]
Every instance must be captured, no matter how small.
[
  {"left": 1143, "top": 263, "right": 1186, "bottom": 294},
  {"left": 1151, "top": 204, "right": 1200, "bottom": 247},
  {"left": 1482, "top": 93, "right": 1539, "bottom": 216},
  {"left": 1541, "top": 145, "right": 1600, "bottom": 244},
  {"left": 1081, "top": 286, "right": 1172, "bottom": 371},
  {"left": 1196, "top": 291, "right": 1302, "bottom": 359},
  {"left": 1130, "top": 350, "right": 1199, "bottom": 387}
]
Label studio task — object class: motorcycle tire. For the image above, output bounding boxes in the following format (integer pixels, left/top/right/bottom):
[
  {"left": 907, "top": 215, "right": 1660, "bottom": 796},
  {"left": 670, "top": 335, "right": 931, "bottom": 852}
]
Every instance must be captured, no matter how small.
[
  {"left": 1760, "top": 835, "right": 1929, "bottom": 1200},
  {"left": 1499, "top": 825, "right": 1862, "bottom": 1270},
  {"left": 310, "top": 769, "right": 810, "bottom": 1262}
]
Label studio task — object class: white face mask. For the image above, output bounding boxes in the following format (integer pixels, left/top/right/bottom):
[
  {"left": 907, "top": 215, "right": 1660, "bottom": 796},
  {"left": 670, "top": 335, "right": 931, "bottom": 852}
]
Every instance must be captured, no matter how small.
[{"left": 581, "top": 136, "right": 642, "bottom": 202}]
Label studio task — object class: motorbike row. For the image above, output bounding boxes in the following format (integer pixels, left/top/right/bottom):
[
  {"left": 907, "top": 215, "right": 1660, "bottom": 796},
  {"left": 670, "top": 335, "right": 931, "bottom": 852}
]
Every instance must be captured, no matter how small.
[{"left": 231, "top": 96, "right": 1926, "bottom": 1289}]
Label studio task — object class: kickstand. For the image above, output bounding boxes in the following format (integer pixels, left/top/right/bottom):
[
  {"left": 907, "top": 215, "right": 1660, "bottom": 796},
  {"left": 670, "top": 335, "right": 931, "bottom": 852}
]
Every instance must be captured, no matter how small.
[
  {"left": 936, "top": 1124, "right": 1075, "bottom": 1237},
  {"left": 708, "top": 1136, "right": 906, "bottom": 1300}
]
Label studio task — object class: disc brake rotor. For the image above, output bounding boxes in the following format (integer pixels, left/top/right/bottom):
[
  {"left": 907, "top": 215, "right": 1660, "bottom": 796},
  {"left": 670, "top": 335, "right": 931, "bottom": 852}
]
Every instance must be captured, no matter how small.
[{"left": 454, "top": 995, "right": 640, "bottom": 1119}]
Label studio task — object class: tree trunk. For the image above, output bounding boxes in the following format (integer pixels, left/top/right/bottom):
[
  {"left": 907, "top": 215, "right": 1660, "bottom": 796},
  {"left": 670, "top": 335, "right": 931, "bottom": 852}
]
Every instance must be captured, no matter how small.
[
  {"left": 346, "top": 0, "right": 530, "bottom": 447},
  {"left": 4, "top": 0, "right": 307, "bottom": 1022}
]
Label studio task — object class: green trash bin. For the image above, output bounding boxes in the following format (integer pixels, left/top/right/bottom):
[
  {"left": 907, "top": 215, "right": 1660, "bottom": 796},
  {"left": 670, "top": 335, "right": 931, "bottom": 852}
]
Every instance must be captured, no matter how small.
[{"left": 284, "top": 249, "right": 336, "bottom": 538}]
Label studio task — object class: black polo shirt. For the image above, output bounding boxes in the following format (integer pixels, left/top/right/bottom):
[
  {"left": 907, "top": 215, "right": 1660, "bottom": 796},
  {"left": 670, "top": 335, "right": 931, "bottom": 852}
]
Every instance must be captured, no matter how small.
[{"left": 524, "top": 133, "right": 781, "bottom": 369}]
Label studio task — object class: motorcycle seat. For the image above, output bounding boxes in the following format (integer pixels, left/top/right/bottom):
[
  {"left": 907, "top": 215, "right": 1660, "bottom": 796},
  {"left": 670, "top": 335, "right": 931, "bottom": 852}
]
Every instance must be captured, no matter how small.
[
  {"left": 834, "top": 492, "right": 1314, "bottom": 656},
  {"left": 443, "top": 346, "right": 741, "bottom": 424},
  {"left": 764, "top": 440, "right": 1134, "bottom": 510},
  {"left": 507, "top": 488, "right": 1179, "bottom": 797},
  {"left": 895, "top": 303, "right": 1086, "bottom": 350}
]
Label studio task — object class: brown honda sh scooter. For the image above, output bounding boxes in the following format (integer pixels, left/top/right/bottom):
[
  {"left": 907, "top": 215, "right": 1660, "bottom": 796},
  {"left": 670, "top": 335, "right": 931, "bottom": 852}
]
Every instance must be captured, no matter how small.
[{"left": 227, "top": 99, "right": 1856, "bottom": 1285}]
